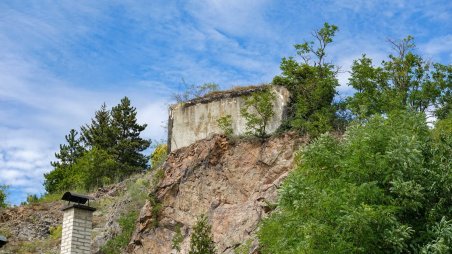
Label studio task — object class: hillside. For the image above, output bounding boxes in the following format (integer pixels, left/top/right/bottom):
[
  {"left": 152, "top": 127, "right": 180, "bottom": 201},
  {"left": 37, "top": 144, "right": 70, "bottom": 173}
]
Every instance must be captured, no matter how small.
[{"left": 0, "top": 133, "right": 305, "bottom": 253}]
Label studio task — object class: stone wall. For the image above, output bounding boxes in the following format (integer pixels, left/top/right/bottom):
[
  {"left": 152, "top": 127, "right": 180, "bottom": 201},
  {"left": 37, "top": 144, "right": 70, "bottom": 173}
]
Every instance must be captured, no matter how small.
[{"left": 168, "top": 85, "right": 290, "bottom": 151}]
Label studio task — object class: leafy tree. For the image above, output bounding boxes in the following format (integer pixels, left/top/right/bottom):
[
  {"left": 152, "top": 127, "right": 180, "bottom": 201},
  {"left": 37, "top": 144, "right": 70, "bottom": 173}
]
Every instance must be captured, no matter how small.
[
  {"left": 0, "top": 185, "right": 8, "bottom": 208},
  {"left": 189, "top": 214, "right": 216, "bottom": 254},
  {"left": 71, "top": 147, "right": 119, "bottom": 191},
  {"left": 273, "top": 23, "right": 339, "bottom": 136},
  {"left": 110, "top": 96, "right": 151, "bottom": 175},
  {"left": 258, "top": 111, "right": 451, "bottom": 253},
  {"left": 240, "top": 87, "right": 276, "bottom": 138},
  {"left": 347, "top": 36, "right": 451, "bottom": 120},
  {"left": 44, "top": 129, "right": 85, "bottom": 193}
]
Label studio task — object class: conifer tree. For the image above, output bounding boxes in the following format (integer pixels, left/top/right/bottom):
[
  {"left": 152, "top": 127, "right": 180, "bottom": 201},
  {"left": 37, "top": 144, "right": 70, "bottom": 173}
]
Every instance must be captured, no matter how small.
[
  {"left": 110, "top": 96, "right": 151, "bottom": 174},
  {"left": 81, "top": 103, "right": 116, "bottom": 150},
  {"left": 189, "top": 215, "right": 216, "bottom": 254},
  {"left": 51, "top": 129, "right": 85, "bottom": 168},
  {"left": 44, "top": 129, "right": 85, "bottom": 193}
]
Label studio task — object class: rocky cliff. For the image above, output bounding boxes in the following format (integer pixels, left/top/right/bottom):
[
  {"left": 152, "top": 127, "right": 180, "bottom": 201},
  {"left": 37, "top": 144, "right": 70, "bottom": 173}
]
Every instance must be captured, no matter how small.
[
  {"left": 128, "top": 133, "right": 305, "bottom": 254},
  {"left": 0, "top": 133, "right": 304, "bottom": 253}
]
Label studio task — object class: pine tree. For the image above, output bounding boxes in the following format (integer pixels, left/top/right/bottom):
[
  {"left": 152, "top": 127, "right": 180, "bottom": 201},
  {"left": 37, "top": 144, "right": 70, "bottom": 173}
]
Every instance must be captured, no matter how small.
[
  {"left": 81, "top": 103, "right": 116, "bottom": 150},
  {"left": 189, "top": 215, "right": 216, "bottom": 254},
  {"left": 110, "top": 97, "right": 151, "bottom": 175},
  {"left": 44, "top": 129, "right": 85, "bottom": 193},
  {"left": 51, "top": 129, "right": 85, "bottom": 168}
]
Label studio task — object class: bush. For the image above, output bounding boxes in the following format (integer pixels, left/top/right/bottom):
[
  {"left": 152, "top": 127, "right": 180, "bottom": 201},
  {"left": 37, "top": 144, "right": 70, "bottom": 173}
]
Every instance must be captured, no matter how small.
[
  {"left": 258, "top": 111, "right": 451, "bottom": 253},
  {"left": 49, "top": 225, "right": 62, "bottom": 240},
  {"left": 151, "top": 144, "right": 168, "bottom": 169},
  {"left": 217, "top": 115, "right": 233, "bottom": 137},
  {"left": 101, "top": 210, "right": 139, "bottom": 254},
  {"left": 172, "top": 224, "right": 184, "bottom": 253}
]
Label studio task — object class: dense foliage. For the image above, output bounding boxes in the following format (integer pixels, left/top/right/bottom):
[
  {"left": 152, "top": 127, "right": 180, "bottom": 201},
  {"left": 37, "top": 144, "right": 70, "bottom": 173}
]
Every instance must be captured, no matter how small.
[
  {"left": 44, "top": 97, "right": 150, "bottom": 193},
  {"left": 273, "top": 23, "right": 339, "bottom": 137},
  {"left": 347, "top": 36, "right": 451, "bottom": 120},
  {"left": 258, "top": 112, "right": 451, "bottom": 253},
  {"left": 189, "top": 214, "right": 216, "bottom": 254}
]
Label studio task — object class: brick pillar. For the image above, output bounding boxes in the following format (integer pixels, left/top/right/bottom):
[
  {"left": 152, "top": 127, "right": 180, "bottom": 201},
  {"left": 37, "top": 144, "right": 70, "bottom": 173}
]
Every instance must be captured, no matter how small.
[{"left": 61, "top": 204, "right": 96, "bottom": 254}]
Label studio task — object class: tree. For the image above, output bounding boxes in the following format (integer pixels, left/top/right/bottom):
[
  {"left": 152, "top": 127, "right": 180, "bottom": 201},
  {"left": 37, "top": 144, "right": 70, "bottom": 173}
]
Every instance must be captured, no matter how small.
[
  {"left": 51, "top": 129, "right": 85, "bottom": 168},
  {"left": 44, "top": 97, "right": 151, "bottom": 193},
  {"left": 44, "top": 129, "right": 85, "bottom": 193},
  {"left": 240, "top": 87, "right": 276, "bottom": 138},
  {"left": 71, "top": 147, "right": 119, "bottom": 191},
  {"left": 110, "top": 96, "right": 151, "bottom": 175},
  {"left": 0, "top": 185, "right": 8, "bottom": 208},
  {"left": 347, "top": 36, "right": 451, "bottom": 120},
  {"left": 81, "top": 103, "right": 116, "bottom": 150},
  {"left": 258, "top": 111, "right": 451, "bottom": 253},
  {"left": 189, "top": 214, "right": 216, "bottom": 254},
  {"left": 273, "top": 23, "right": 339, "bottom": 136}
]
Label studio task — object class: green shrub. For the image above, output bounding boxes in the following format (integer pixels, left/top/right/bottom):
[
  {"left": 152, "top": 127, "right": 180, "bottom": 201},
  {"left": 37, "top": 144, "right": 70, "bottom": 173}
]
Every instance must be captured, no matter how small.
[
  {"left": 172, "top": 224, "right": 184, "bottom": 253},
  {"left": 148, "top": 193, "right": 163, "bottom": 228},
  {"left": 189, "top": 214, "right": 215, "bottom": 254},
  {"left": 258, "top": 111, "right": 451, "bottom": 253},
  {"left": 49, "top": 225, "right": 62, "bottom": 240},
  {"left": 240, "top": 87, "right": 276, "bottom": 138},
  {"left": 101, "top": 210, "right": 138, "bottom": 254},
  {"left": 151, "top": 144, "right": 168, "bottom": 169},
  {"left": 234, "top": 239, "right": 252, "bottom": 254},
  {"left": 217, "top": 115, "right": 234, "bottom": 137}
]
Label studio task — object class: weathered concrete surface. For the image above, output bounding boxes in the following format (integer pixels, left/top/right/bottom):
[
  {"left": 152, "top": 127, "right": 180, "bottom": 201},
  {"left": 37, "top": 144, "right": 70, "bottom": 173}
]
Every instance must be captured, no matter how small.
[
  {"left": 128, "top": 133, "right": 306, "bottom": 254},
  {"left": 168, "top": 86, "right": 290, "bottom": 151}
]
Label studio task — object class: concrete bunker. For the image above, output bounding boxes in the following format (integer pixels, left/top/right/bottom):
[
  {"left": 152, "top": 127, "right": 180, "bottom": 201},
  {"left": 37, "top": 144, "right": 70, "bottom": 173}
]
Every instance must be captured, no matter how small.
[{"left": 168, "top": 85, "right": 290, "bottom": 151}]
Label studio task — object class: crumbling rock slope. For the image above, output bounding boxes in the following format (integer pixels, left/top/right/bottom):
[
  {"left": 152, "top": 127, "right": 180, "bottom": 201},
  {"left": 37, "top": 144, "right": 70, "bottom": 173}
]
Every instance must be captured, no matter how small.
[{"left": 128, "top": 133, "right": 305, "bottom": 254}]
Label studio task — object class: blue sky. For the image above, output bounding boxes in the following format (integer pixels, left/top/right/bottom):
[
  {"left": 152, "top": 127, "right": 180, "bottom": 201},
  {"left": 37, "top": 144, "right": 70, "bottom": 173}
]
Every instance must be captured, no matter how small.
[{"left": 1, "top": 0, "right": 450, "bottom": 205}]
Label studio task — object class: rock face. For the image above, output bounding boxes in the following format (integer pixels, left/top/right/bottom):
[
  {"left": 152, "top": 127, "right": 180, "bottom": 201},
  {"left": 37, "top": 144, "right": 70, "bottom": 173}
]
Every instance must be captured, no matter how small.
[
  {"left": 128, "top": 133, "right": 305, "bottom": 254},
  {"left": 0, "top": 202, "right": 63, "bottom": 253}
]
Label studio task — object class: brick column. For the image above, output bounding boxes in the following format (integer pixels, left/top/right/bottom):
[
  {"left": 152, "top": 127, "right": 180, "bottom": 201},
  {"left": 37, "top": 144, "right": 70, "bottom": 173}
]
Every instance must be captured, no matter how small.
[{"left": 61, "top": 204, "right": 96, "bottom": 254}]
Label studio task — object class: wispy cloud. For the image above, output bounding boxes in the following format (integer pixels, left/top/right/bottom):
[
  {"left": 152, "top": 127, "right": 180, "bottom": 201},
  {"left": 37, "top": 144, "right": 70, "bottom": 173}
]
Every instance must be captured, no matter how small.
[{"left": 0, "top": 0, "right": 450, "bottom": 204}]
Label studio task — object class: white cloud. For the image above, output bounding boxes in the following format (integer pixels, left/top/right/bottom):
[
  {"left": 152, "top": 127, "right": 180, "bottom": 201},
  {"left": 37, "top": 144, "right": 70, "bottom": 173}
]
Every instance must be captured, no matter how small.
[{"left": 420, "top": 35, "right": 452, "bottom": 62}]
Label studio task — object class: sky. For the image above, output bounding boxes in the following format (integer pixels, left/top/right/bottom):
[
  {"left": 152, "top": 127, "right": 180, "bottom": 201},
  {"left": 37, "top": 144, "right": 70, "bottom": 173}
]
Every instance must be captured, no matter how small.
[{"left": 0, "top": 0, "right": 450, "bottom": 205}]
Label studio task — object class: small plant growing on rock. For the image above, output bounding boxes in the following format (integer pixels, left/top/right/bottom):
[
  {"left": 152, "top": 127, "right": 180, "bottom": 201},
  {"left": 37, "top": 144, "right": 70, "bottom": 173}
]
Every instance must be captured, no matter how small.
[
  {"left": 240, "top": 87, "right": 276, "bottom": 138},
  {"left": 234, "top": 239, "right": 253, "bottom": 254},
  {"left": 189, "top": 214, "right": 216, "bottom": 254},
  {"left": 49, "top": 225, "right": 62, "bottom": 240},
  {"left": 217, "top": 115, "right": 233, "bottom": 137},
  {"left": 148, "top": 193, "right": 163, "bottom": 228},
  {"left": 101, "top": 210, "right": 138, "bottom": 254},
  {"left": 172, "top": 224, "right": 184, "bottom": 253}
]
